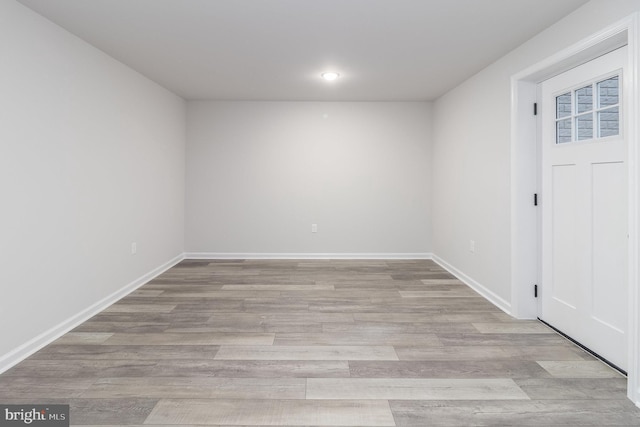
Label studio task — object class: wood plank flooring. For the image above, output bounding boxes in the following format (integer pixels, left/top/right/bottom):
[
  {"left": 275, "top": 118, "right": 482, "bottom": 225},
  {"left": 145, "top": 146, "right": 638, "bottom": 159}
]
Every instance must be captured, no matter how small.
[{"left": 1, "top": 259, "right": 639, "bottom": 426}]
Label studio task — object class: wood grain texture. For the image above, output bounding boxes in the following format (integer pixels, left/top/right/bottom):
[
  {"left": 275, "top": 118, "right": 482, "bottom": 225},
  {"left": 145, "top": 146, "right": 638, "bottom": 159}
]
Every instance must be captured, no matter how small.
[
  {"left": 82, "top": 377, "right": 306, "bottom": 399},
  {"left": 214, "top": 345, "right": 399, "bottom": 361},
  {"left": 145, "top": 399, "right": 396, "bottom": 426},
  {"left": 52, "top": 332, "right": 113, "bottom": 345},
  {"left": 348, "top": 360, "right": 551, "bottom": 379},
  {"left": 472, "top": 322, "right": 555, "bottom": 334},
  {"left": 0, "top": 259, "right": 636, "bottom": 426},
  {"left": 103, "top": 332, "right": 275, "bottom": 346},
  {"left": 103, "top": 304, "right": 177, "bottom": 313},
  {"left": 306, "top": 378, "right": 530, "bottom": 400},
  {"left": 537, "top": 360, "right": 624, "bottom": 378},
  {"left": 390, "top": 399, "right": 640, "bottom": 426}
]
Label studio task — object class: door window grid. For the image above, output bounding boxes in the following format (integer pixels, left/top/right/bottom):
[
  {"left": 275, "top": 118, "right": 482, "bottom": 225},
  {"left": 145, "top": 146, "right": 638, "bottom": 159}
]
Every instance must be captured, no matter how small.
[{"left": 555, "top": 75, "right": 620, "bottom": 144}]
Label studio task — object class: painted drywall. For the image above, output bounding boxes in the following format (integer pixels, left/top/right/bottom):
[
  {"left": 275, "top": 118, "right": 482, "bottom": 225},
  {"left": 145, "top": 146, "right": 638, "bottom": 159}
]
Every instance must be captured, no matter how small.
[
  {"left": 432, "top": 0, "right": 640, "bottom": 306},
  {"left": 0, "top": 1, "right": 186, "bottom": 362},
  {"left": 186, "top": 101, "right": 431, "bottom": 255}
]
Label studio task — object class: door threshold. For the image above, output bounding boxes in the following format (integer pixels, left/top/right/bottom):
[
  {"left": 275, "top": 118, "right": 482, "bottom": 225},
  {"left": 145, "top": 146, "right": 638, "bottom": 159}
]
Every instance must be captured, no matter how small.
[{"left": 537, "top": 318, "right": 627, "bottom": 377}]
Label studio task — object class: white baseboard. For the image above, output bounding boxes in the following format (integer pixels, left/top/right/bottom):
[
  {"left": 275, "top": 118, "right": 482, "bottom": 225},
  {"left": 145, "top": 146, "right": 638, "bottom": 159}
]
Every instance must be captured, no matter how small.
[
  {"left": 0, "top": 253, "right": 185, "bottom": 375},
  {"left": 432, "top": 254, "right": 512, "bottom": 316},
  {"left": 185, "top": 252, "right": 433, "bottom": 260}
]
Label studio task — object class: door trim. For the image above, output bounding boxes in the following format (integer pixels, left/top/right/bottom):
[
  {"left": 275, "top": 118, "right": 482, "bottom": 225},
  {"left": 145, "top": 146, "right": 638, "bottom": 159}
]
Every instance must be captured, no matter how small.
[{"left": 510, "top": 14, "right": 640, "bottom": 406}]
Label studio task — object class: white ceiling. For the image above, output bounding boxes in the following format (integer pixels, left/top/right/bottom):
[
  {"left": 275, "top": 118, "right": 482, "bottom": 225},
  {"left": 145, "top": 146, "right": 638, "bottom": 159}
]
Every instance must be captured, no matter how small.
[{"left": 18, "top": 0, "right": 589, "bottom": 101}]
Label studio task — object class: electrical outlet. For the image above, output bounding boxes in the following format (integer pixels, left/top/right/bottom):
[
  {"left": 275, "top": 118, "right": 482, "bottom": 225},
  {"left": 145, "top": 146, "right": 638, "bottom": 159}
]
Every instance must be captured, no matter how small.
[
  {"left": 469, "top": 240, "right": 475, "bottom": 253},
  {"left": 131, "top": 242, "right": 137, "bottom": 255},
  {"left": 312, "top": 224, "right": 318, "bottom": 233}
]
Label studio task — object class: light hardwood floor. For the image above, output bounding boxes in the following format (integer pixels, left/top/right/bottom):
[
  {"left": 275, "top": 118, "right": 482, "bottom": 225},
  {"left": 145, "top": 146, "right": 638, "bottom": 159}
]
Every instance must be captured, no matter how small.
[{"left": 1, "top": 259, "right": 640, "bottom": 426}]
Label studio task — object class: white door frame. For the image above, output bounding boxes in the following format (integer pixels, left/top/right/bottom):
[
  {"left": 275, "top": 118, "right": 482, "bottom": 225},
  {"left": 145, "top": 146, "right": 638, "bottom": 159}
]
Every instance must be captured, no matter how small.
[{"left": 510, "top": 14, "right": 640, "bottom": 406}]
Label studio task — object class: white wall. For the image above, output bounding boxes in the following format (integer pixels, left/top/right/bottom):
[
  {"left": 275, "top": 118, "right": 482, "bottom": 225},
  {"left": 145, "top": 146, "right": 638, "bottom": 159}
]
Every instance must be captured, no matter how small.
[
  {"left": 186, "top": 101, "right": 431, "bottom": 255},
  {"left": 0, "top": 0, "right": 186, "bottom": 365},
  {"left": 432, "top": 0, "right": 640, "bottom": 306}
]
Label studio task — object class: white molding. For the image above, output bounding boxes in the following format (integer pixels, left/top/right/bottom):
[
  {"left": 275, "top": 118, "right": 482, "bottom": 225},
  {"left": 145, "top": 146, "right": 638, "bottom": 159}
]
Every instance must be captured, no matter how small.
[
  {"left": 511, "top": 13, "right": 640, "bottom": 406},
  {"left": 509, "top": 77, "right": 539, "bottom": 320},
  {"left": 513, "top": 28, "right": 628, "bottom": 84},
  {"left": 185, "top": 252, "right": 433, "bottom": 260},
  {"left": 627, "top": 11, "right": 640, "bottom": 408},
  {"left": 0, "top": 253, "right": 185, "bottom": 375},
  {"left": 431, "top": 255, "right": 512, "bottom": 316}
]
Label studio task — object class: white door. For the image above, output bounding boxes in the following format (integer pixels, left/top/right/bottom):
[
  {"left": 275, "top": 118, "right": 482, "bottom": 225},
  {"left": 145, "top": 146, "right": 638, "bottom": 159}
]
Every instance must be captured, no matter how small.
[{"left": 539, "top": 46, "right": 628, "bottom": 371}]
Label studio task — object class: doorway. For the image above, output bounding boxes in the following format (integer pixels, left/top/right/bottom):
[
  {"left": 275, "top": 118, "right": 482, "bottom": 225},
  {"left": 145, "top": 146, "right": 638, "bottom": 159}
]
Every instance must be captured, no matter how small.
[
  {"left": 538, "top": 47, "right": 628, "bottom": 372},
  {"left": 510, "top": 16, "right": 639, "bottom": 405}
]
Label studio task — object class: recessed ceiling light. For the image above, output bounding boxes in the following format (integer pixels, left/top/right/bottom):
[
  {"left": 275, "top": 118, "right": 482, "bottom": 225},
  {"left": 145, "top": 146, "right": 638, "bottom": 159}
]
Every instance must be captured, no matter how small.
[{"left": 321, "top": 72, "right": 340, "bottom": 81}]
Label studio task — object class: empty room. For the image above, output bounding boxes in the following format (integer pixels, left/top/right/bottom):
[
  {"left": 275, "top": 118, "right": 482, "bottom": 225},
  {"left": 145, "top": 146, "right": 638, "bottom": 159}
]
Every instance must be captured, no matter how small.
[{"left": 2, "top": 0, "right": 640, "bottom": 425}]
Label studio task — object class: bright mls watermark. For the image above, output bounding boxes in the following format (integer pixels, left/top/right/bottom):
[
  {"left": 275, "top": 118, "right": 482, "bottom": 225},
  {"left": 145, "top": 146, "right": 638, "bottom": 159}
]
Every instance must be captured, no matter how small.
[{"left": 0, "top": 405, "right": 68, "bottom": 427}]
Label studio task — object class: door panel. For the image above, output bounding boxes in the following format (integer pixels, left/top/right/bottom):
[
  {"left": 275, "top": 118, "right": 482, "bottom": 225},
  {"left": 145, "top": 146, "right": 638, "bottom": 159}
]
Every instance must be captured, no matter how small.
[
  {"left": 551, "top": 164, "right": 580, "bottom": 309},
  {"left": 591, "top": 161, "right": 626, "bottom": 332},
  {"left": 540, "top": 46, "right": 627, "bottom": 371}
]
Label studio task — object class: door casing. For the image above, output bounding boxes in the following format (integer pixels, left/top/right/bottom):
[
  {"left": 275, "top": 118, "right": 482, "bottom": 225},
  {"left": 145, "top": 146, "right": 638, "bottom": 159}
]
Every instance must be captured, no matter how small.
[{"left": 510, "top": 14, "right": 640, "bottom": 406}]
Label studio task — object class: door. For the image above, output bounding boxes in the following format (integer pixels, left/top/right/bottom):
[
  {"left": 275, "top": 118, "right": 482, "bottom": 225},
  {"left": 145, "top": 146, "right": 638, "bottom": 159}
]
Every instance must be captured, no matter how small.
[{"left": 539, "top": 46, "right": 628, "bottom": 371}]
